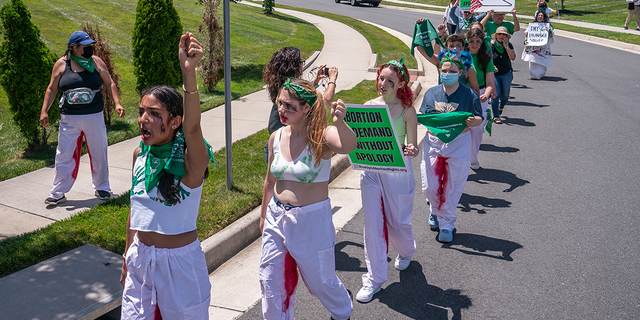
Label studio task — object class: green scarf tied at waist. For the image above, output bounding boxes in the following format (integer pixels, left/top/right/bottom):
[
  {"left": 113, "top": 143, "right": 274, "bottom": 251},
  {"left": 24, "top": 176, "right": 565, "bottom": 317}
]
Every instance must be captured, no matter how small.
[
  {"left": 417, "top": 111, "right": 474, "bottom": 143},
  {"left": 140, "top": 129, "right": 215, "bottom": 193},
  {"left": 70, "top": 55, "right": 95, "bottom": 73}
]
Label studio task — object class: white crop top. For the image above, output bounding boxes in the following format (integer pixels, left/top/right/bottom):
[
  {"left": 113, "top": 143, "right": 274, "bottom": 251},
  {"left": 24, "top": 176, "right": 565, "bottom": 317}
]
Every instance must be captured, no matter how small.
[
  {"left": 130, "top": 149, "right": 202, "bottom": 235},
  {"left": 270, "top": 128, "right": 331, "bottom": 183}
]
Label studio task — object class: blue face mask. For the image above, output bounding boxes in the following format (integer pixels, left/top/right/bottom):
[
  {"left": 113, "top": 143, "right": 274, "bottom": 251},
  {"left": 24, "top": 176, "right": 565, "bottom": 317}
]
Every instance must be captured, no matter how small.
[{"left": 440, "top": 72, "right": 458, "bottom": 86}]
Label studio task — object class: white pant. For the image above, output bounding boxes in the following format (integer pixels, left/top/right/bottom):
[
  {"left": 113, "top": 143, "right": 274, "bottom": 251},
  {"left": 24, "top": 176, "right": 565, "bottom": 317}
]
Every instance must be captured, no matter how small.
[
  {"left": 260, "top": 197, "right": 352, "bottom": 320},
  {"left": 50, "top": 112, "right": 110, "bottom": 198},
  {"left": 121, "top": 235, "right": 211, "bottom": 320},
  {"left": 469, "top": 87, "right": 487, "bottom": 165},
  {"left": 360, "top": 159, "right": 416, "bottom": 288},
  {"left": 529, "top": 62, "right": 547, "bottom": 79},
  {"left": 421, "top": 131, "right": 472, "bottom": 231}
]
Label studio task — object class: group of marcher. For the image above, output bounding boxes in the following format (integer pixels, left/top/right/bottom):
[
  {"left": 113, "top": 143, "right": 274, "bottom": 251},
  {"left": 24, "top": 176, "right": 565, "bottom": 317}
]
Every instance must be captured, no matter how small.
[{"left": 37, "top": 2, "right": 558, "bottom": 317}]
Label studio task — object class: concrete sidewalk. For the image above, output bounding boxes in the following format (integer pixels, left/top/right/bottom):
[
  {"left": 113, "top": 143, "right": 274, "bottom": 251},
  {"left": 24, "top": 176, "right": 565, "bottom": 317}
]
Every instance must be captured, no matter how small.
[
  {"left": 0, "top": 3, "right": 373, "bottom": 241},
  {"left": 383, "top": 0, "right": 640, "bottom": 36}
]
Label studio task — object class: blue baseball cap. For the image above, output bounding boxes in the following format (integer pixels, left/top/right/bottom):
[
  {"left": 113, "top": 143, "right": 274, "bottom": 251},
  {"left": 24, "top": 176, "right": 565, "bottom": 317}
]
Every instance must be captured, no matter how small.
[{"left": 68, "top": 31, "right": 96, "bottom": 45}]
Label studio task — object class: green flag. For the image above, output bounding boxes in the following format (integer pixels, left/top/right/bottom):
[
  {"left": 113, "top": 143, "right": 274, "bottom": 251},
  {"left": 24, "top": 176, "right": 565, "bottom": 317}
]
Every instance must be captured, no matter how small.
[
  {"left": 417, "top": 112, "right": 473, "bottom": 143},
  {"left": 411, "top": 19, "right": 444, "bottom": 58},
  {"left": 485, "top": 108, "right": 492, "bottom": 136}
]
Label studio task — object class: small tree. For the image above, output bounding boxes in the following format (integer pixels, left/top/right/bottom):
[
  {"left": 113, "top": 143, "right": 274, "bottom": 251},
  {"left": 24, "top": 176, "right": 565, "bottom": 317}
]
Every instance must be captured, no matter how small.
[
  {"left": 82, "top": 22, "right": 120, "bottom": 125},
  {"left": 262, "top": 0, "right": 275, "bottom": 14},
  {"left": 0, "top": 0, "right": 57, "bottom": 148},
  {"left": 198, "top": 0, "right": 224, "bottom": 92},
  {"left": 132, "top": 0, "right": 183, "bottom": 92}
]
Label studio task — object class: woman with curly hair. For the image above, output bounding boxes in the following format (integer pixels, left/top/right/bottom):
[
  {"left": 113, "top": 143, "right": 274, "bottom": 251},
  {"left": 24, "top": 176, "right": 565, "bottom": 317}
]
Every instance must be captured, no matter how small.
[
  {"left": 465, "top": 28, "right": 496, "bottom": 170},
  {"left": 259, "top": 78, "right": 356, "bottom": 319},
  {"left": 355, "top": 58, "right": 419, "bottom": 303}
]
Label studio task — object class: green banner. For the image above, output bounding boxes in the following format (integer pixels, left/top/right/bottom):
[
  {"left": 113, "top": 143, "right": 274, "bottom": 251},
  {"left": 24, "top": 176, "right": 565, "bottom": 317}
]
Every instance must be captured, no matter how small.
[
  {"left": 460, "top": 0, "right": 472, "bottom": 11},
  {"left": 344, "top": 104, "right": 408, "bottom": 174},
  {"left": 417, "top": 112, "right": 473, "bottom": 143}
]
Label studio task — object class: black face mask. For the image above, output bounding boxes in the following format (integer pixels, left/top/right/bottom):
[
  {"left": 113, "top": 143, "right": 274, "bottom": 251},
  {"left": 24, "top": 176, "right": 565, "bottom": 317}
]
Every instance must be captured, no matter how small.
[{"left": 81, "top": 46, "right": 94, "bottom": 59}]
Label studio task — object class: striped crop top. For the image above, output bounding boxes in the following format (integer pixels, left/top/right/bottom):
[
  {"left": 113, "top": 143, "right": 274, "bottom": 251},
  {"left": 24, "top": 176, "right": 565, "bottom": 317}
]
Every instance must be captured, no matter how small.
[{"left": 270, "top": 128, "right": 331, "bottom": 183}]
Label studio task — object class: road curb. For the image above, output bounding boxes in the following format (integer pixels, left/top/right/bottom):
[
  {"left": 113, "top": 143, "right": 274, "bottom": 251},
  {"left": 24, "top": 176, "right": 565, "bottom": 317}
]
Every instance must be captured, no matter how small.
[{"left": 202, "top": 153, "right": 351, "bottom": 273}]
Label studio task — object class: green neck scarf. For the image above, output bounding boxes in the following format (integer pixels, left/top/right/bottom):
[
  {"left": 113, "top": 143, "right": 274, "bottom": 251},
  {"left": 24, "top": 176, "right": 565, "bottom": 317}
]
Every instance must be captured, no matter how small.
[
  {"left": 494, "top": 40, "right": 505, "bottom": 54},
  {"left": 387, "top": 57, "right": 409, "bottom": 81},
  {"left": 463, "top": 17, "right": 473, "bottom": 29},
  {"left": 70, "top": 55, "right": 95, "bottom": 73},
  {"left": 417, "top": 112, "right": 474, "bottom": 143},
  {"left": 140, "top": 129, "right": 215, "bottom": 193},
  {"left": 284, "top": 78, "right": 317, "bottom": 107}
]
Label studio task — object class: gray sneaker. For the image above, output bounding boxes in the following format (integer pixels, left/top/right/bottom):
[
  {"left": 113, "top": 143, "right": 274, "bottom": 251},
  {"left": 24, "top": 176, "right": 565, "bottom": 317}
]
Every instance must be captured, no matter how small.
[
  {"left": 95, "top": 190, "right": 111, "bottom": 200},
  {"left": 45, "top": 196, "right": 66, "bottom": 206}
]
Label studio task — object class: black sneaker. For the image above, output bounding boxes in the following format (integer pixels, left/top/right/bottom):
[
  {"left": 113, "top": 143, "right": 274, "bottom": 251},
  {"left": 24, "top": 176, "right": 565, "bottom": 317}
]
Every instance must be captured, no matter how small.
[
  {"left": 95, "top": 190, "right": 111, "bottom": 200},
  {"left": 45, "top": 196, "right": 66, "bottom": 206}
]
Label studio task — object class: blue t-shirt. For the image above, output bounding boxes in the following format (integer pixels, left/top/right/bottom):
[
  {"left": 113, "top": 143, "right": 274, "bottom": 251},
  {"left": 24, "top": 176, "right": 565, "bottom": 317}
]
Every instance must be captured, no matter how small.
[{"left": 419, "top": 84, "right": 483, "bottom": 119}]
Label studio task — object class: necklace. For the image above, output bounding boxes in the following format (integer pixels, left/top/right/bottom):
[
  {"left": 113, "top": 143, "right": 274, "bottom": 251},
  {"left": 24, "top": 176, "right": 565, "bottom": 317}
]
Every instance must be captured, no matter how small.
[{"left": 387, "top": 99, "right": 401, "bottom": 112}]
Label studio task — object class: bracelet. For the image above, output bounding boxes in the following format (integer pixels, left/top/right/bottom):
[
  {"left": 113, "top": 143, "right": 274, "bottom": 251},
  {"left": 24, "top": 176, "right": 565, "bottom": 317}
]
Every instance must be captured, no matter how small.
[
  {"left": 122, "top": 253, "right": 126, "bottom": 259},
  {"left": 328, "top": 81, "right": 336, "bottom": 86},
  {"left": 182, "top": 84, "right": 199, "bottom": 95}
]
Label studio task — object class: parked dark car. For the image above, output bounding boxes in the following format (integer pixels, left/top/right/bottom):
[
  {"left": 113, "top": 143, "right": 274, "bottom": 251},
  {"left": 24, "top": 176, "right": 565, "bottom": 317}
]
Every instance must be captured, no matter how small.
[{"left": 336, "top": 0, "right": 382, "bottom": 7}]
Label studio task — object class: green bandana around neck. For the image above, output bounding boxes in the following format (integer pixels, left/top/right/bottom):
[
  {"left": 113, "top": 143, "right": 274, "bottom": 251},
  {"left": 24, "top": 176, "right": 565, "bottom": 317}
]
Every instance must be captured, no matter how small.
[
  {"left": 493, "top": 40, "right": 505, "bottom": 54},
  {"left": 463, "top": 17, "right": 473, "bottom": 29},
  {"left": 417, "top": 112, "right": 474, "bottom": 143},
  {"left": 284, "top": 78, "right": 317, "bottom": 107},
  {"left": 70, "top": 55, "right": 95, "bottom": 73},
  {"left": 139, "top": 129, "right": 215, "bottom": 193},
  {"left": 387, "top": 57, "right": 409, "bottom": 81}
]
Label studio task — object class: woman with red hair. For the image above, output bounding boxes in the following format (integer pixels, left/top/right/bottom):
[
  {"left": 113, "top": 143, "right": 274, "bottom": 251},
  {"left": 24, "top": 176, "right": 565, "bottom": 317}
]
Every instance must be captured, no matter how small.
[{"left": 356, "top": 58, "right": 419, "bottom": 303}]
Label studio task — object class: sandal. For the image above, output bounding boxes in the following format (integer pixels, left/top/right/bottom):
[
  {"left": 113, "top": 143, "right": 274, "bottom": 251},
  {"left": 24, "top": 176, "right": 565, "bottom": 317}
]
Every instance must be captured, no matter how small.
[{"left": 493, "top": 117, "right": 502, "bottom": 124}]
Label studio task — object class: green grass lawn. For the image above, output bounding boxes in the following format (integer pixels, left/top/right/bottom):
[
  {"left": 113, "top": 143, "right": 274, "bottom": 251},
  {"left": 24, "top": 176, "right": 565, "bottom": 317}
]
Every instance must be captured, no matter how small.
[
  {"left": 0, "top": 0, "right": 323, "bottom": 181},
  {"left": 0, "top": 5, "right": 416, "bottom": 277}
]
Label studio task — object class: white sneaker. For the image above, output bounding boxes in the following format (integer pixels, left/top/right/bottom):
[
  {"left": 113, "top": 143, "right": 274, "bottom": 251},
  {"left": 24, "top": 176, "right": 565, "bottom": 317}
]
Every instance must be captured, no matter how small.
[
  {"left": 356, "top": 284, "right": 381, "bottom": 303},
  {"left": 470, "top": 162, "right": 480, "bottom": 170},
  {"left": 394, "top": 254, "right": 411, "bottom": 271}
]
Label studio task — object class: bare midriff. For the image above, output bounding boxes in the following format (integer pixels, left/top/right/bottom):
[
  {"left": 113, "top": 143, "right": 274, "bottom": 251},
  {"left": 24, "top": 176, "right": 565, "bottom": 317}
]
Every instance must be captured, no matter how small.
[{"left": 137, "top": 229, "right": 198, "bottom": 248}]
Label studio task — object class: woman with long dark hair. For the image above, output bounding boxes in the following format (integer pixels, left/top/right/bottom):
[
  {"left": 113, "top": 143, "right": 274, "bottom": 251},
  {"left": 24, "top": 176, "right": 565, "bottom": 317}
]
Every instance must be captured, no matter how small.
[{"left": 523, "top": 11, "right": 554, "bottom": 80}]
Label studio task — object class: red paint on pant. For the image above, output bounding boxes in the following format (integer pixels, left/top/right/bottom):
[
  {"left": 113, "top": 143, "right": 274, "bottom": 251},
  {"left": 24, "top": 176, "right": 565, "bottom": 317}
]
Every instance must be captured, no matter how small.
[
  {"left": 434, "top": 156, "right": 449, "bottom": 210},
  {"left": 71, "top": 132, "right": 86, "bottom": 179},
  {"left": 283, "top": 252, "right": 298, "bottom": 311},
  {"left": 381, "top": 195, "right": 389, "bottom": 254}
]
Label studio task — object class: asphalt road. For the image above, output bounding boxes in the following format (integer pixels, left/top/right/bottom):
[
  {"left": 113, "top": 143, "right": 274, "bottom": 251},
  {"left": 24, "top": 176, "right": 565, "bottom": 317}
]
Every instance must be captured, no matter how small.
[{"left": 239, "top": 2, "right": 640, "bottom": 318}]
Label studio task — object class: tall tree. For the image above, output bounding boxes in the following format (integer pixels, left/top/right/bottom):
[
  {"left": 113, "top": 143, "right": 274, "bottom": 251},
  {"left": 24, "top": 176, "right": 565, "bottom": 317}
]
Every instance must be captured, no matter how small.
[
  {"left": 198, "top": 0, "right": 224, "bottom": 92},
  {"left": 0, "top": 0, "right": 57, "bottom": 147},
  {"left": 132, "top": 0, "right": 183, "bottom": 92}
]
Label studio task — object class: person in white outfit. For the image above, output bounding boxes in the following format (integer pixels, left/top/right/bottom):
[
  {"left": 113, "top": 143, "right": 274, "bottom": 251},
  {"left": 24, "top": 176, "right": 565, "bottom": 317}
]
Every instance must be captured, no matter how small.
[
  {"left": 355, "top": 58, "right": 419, "bottom": 303},
  {"left": 420, "top": 51, "right": 483, "bottom": 243},
  {"left": 120, "top": 33, "right": 215, "bottom": 319},
  {"left": 260, "top": 78, "right": 357, "bottom": 320},
  {"left": 40, "top": 30, "right": 125, "bottom": 206}
]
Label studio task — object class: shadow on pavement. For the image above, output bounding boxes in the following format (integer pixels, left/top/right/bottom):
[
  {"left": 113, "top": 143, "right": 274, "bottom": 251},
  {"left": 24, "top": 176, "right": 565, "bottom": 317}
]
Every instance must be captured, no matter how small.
[
  {"left": 441, "top": 233, "right": 523, "bottom": 261},
  {"left": 502, "top": 116, "right": 536, "bottom": 127},
  {"left": 468, "top": 168, "right": 529, "bottom": 192},
  {"left": 458, "top": 193, "right": 512, "bottom": 214},
  {"left": 538, "top": 76, "right": 567, "bottom": 82},
  {"left": 479, "top": 143, "right": 520, "bottom": 153},
  {"left": 335, "top": 240, "right": 367, "bottom": 273},
  {"left": 507, "top": 100, "right": 549, "bottom": 108},
  {"left": 377, "top": 263, "right": 471, "bottom": 320}
]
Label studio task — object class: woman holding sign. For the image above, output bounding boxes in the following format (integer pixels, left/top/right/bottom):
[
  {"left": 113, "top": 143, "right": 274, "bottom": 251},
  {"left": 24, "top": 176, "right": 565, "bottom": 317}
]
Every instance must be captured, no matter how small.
[
  {"left": 419, "top": 51, "right": 483, "bottom": 243},
  {"left": 465, "top": 28, "right": 496, "bottom": 170},
  {"left": 523, "top": 11, "right": 554, "bottom": 80},
  {"left": 355, "top": 59, "right": 419, "bottom": 303},
  {"left": 260, "top": 79, "right": 356, "bottom": 320}
]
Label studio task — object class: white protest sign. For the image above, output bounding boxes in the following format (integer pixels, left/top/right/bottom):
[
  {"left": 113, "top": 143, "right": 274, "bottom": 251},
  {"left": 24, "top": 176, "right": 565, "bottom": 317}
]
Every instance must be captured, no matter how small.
[
  {"left": 526, "top": 22, "right": 549, "bottom": 46},
  {"left": 469, "top": 0, "right": 515, "bottom": 13}
]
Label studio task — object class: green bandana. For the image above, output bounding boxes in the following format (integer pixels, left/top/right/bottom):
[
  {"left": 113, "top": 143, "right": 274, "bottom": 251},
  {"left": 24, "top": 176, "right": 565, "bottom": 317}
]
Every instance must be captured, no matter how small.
[
  {"left": 70, "top": 55, "right": 95, "bottom": 73},
  {"left": 439, "top": 56, "right": 464, "bottom": 70},
  {"left": 387, "top": 57, "right": 409, "bottom": 81},
  {"left": 139, "top": 129, "right": 215, "bottom": 193},
  {"left": 493, "top": 40, "right": 505, "bottom": 54},
  {"left": 284, "top": 78, "right": 317, "bottom": 107},
  {"left": 417, "top": 112, "right": 474, "bottom": 143},
  {"left": 463, "top": 17, "right": 473, "bottom": 29}
]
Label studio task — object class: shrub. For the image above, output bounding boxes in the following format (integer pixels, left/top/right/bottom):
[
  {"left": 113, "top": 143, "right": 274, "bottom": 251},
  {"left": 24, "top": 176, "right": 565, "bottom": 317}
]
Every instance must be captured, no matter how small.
[
  {"left": 198, "top": 0, "right": 224, "bottom": 92},
  {"left": 82, "top": 22, "right": 120, "bottom": 125},
  {"left": 0, "top": 0, "right": 58, "bottom": 148},
  {"left": 262, "top": 0, "right": 275, "bottom": 14},
  {"left": 132, "top": 0, "right": 183, "bottom": 92}
]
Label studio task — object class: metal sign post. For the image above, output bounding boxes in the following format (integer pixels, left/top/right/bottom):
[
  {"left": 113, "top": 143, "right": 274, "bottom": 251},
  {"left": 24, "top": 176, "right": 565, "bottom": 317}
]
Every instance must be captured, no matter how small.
[{"left": 224, "top": 0, "right": 233, "bottom": 190}]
